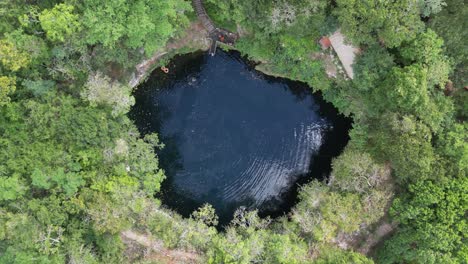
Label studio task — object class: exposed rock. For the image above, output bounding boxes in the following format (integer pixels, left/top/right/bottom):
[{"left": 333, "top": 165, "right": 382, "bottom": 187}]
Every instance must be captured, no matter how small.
[{"left": 129, "top": 22, "right": 210, "bottom": 88}]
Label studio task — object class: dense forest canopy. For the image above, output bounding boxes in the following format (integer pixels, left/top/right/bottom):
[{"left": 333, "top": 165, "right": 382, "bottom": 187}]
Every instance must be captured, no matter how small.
[{"left": 0, "top": 0, "right": 466, "bottom": 263}]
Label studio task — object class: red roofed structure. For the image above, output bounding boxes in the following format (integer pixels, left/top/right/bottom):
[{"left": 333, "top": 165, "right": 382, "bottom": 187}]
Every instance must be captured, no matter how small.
[{"left": 319, "top": 37, "right": 331, "bottom": 50}]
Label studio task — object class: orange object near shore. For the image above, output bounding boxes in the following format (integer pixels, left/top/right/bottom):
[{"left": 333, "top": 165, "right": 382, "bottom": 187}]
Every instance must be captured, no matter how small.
[{"left": 319, "top": 37, "right": 331, "bottom": 50}]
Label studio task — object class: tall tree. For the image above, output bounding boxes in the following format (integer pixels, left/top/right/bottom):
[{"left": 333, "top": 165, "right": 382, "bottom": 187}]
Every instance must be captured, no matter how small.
[
  {"left": 429, "top": 0, "right": 467, "bottom": 88},
  {"left": 81, "top": 0, "right": 190, "bottom": 55},
  {"left": 39, "top": 4, "right": 81, "bottom": 42},
  {"left": 378, "top": 177, "right": 468, "bottom": 264},
  {"left": 0, "top": 76, "right": 16, "bottom": 106},
  {"left": 335, "top": 0, "right": 424, "bottom": 47},
  {"left": 418, "top": 0, "right": 447, "bottom": 17}
]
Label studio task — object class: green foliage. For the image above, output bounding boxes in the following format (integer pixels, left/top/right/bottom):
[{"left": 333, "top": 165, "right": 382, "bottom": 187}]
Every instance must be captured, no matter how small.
[
  {"left": 400, "top": 29, "right": 451, "bottom": 88},
  {"left": 401, "top": 29, "right": 444, "bottom": 65},
  {"left": 363, "top": 34, "right": 455, "bottom": 132},
  {"left": 347, "top": 28, "right": 454, "bottom": 135},
  {"left": 0, "top": 0, "right": 465, "bottom": 262},
  {"left": 0, "top": 75, "right": 16, "bottom": 105},
  {"left": 378, "top": 177, "right": 468, "bottom": 263},
  {"left": 0, "top": 1, "right": 28, "bottom": 34},
  {"left": 208, "top": 209, "right": 309, "bottom": 264},
  {"left": 353, "top": 45, "right": 395, "bottom": 92},
  {"left": 263, "top": 233, "right": 309, "bottom": 264},
  {"left": 31, "top": 168, "right": 85, "bottom": 197},
  {"left": 191, "top": 204, "right": 219, "bottom": 226},
  {"left": 330, "top": 147, "right": 388, "bottom": 193},
  {"left": 22, "top": 79, "right": 55, "bottom": 97},
  {"left": 369, "top": 114, "right": 435, "bottom": 182},
  {"left": 81, "top": 72, "right": 135, "bottom": 117},
  {"left": 0, "top": 92, "right": 165, "bottom": 261},
  {"left": 208, "top": 0, "right": 330, "bottom": 89},
  {"left": 0, "top": 38, "right": 31, "bottom": 72},
  {"left": 81, "top": 0, "right": 190, "bottom": 55},
  {"left": 39, "top": 4, "right": 81, "bottom": 42},
  {"left": 335, "top": 0, "right": 424, "bottom": 47},
  {"left": 436, "top": 123, "right": 468, "bottom": 177},
  {"left": 0, "top": 175, "right": 28, "bottom": 201},
  {"left": 418, "top": 0, "right": 447, "bottom": 17},
  {"left": 293, "top": 181, "right": 365, "bottom": 241},
  {"left": 315, "top": 246, "right": 374, "bottom": 264},
  {"left": 429, "top": 0, "right": 467, "bottom": 88},
  {"left": 329, "top": 146, "right": 394, "bottom": 223},
  {"left": 95, "top": 233, "right": 126, "bottom": 263},
  {"left": 381, "top": 65, "right": 429, "bottom": 113},
  {"left": 0, "top": 30, "right": 49, "bottom": 80}
]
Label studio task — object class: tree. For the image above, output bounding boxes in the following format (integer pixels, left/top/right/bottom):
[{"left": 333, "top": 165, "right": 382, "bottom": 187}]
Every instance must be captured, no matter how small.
[
  {"left": 81, "top": 72, "right": 135, "bottom": 117},
  {"left": 378, "top": 177, "right": 468, "bottom": 263},
  {"left": 429, "top": 0, "right": 467, "bottom": 88},
  {"left": 0, "top": 0, "right": 465, "bottom": 262},
  {"left": 207, "top": 208, "right": 310, "bottom": 264},
  {"left": 292, "top": 181, "right": 366, "bottom": 242},
  {"left": 353, "top": 45, "right": 395, "bottom": 92},
  {"left": 0, "top": 39, "right": 30, "bottom": 71},
  {"left": 330, "top": 147, "right": 388, "bottom": 193},
  {"left": 0, "top": 92, "right": 165, "bottom": 261},
  {"left": 418, "top": 0, "right": 447, "bottom": 17},
  {"left": 401, "top": 29, "right": 443, "bottom": 63},
  {"left": 315, "top": 246, "right": 374, "bottom": 264},
  {"left": 373, "top": 61, "right": 453, "bottom": 132},
  {"left": 191, "top": 204, "right": 219, "bottom": 226},
  {"left": 39, "top": 4, "right": 81, "bottom": 42},
  {"left": 263, "top": 233, "right": 309, "bottom": 264},
  {"left": 368, "top": 114, "right": 435, "bottom": 182},
  {"left": 0, "top": 30, "right": 49, "bottom": 72},
  {"left": 81, "top": 0, "right": 190, "bottom": 55},
  {"left": 0, "top": 175, "right": 28, "bottom": 202},
  {"left": 0, "top": 75, "right": 16, "bottom": 105},
  {"left": 400, "top": 29, "right": 451, "bottom": 88},
  {"left": 31, "top": 168, "right": 85, "bottom": 197},
  {"left": 208, "top": 209, "right": 270, "bottom": 264},
  {"left": 335, "top": 0, "right": 424, "bottom": 47},
  {"left": 381, "top": 64, "right": 429, "bottom": 113},
  {"left": 22, "top": 79, "right": 55, "bottom": 97},
  {"left": 0, "top": 2, "right": 23, "bottom": 33},
  {"left": 436, "top": 123, "right": 468, "bottom": 177}
]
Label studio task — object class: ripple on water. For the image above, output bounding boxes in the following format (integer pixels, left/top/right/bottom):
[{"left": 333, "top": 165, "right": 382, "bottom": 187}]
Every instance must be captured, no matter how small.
[{"left": 222, "top": 122, "right": 327, "bottom": 206}]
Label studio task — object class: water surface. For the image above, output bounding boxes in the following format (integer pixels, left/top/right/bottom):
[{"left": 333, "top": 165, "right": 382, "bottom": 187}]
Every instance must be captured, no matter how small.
[{"left": 130, "top": 50, "right": 350, "bottom": 225}]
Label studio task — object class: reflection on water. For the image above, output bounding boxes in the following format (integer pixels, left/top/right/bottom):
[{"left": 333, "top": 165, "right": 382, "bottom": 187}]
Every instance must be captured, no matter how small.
[{"left": 130, "top": 50, "right": 350, "bottom": 226}]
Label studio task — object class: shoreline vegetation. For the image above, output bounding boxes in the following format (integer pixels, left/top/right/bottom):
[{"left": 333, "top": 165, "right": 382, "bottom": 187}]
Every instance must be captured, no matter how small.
[{"left": 0, "top": 0, "right": 466, "bottom": 263}]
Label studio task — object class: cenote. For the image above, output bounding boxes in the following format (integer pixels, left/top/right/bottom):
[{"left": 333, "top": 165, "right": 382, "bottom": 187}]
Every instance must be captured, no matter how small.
[{"left": 130, "top": 50, "right": 351, "bottom": 226}]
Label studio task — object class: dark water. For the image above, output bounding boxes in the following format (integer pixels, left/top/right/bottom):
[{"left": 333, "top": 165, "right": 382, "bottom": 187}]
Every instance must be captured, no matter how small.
[{"left": 130, "top": 50, "right": 350, "bottom": 226}]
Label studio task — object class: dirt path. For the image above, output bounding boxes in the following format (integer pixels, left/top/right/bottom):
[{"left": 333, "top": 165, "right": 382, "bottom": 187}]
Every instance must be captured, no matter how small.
[
  {"left": 121, "top": 230, "right": 202, "bottom": 264},
  {"left": 357, "top": 220, "right": 397, "bottom": 255}
]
